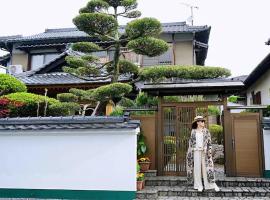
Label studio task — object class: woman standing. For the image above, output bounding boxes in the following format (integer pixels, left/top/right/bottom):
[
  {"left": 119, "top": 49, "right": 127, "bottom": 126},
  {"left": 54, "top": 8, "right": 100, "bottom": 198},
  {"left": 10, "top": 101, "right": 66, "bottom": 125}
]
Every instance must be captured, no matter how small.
[{"left": 186, "top": 116, "right": 220, "bottom": 192}]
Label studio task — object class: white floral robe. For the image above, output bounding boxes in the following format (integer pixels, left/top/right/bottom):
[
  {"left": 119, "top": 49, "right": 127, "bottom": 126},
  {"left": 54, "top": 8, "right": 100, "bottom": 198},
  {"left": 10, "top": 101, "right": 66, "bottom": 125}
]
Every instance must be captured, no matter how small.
[{"left": 186, "top": 128, "right": 215, "bottom": 184}]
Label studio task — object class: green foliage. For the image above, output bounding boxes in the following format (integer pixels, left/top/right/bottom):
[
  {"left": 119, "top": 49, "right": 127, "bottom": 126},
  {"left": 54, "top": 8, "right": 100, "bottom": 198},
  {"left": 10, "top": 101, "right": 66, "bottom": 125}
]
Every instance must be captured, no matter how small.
[
  {"left": 137, "top": 132, "right": 147, "bottom": 157},
  {"left": 163, "top": 136, "right": 176, "bottom": 154},
  {"left": 80, "top": 0, "right": 109, "bottom": 13},
  {"left": 73, "top": 13, "right": 118, "bottom": 36},
  {"left": 126, "top": 17, "right": 162, "bottom": 39},
  {"left": 4, "top": 92, "right": 59, "bottom": 117},
  {"left": 81, "top": 55, "right": 100, "bottom": 62},
  {"left": 209, "top": 124, "right": 223, "bottom": 144},
  {"left": 228, "top": 95, "right": 239, "bottom": 103},
  {"left": 117, "top": 97, "right": 136, "bottom": 107},
  {"left": 106, "top": 59, "right": 139, "bottom": 75},
  {"left": 57, "top": 93, "right": 78, "bottom": 103},
  {"left": 92, "top": 83, "right": 132, "bottom": 101},
  {"left": 135, "top": 92, "right": 158, "bottom": 107},
  {"left": 65, "top": 56, "right": 87, "bottom": 68},
  {"left": 164, "top": 95, "right": 205, "bottom": 102},
  {"left": 71, "top": 42, "right": 101, "bottom": 53},
  {"left": 208, "top": 106, "right": 221, "bottom": 116},
  {"left": 127, "top": 37, "right": 169, "bottom": 57},
  {"left": 64, "top": 56, "right": 100, "bottom": 76},
  {"left": 48, "top": 102, "right": 81, "bottom": 116},
  {"left": 110, "top": 105, "right": 124, "bottom": 116},
  {"left": 139, "top": 65, "right": 231, "bottom": 81},
  {"left": 0, "top": 74, "right": 27, "bottom": 95}
]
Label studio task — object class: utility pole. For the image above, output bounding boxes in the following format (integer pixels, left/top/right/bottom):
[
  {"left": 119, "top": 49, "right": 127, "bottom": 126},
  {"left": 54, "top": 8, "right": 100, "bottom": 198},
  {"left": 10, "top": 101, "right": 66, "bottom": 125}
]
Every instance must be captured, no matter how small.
[{"left": 180, "top": 2, "right": 199, "bottom": 26}]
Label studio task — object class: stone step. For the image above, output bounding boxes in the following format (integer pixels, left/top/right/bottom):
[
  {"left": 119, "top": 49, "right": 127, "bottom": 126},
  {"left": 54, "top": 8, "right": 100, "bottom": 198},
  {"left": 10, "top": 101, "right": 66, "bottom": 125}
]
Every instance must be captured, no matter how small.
[
  {"left": 136, "top": 186, "right": 270, "bottom": 199},
  {"left": 136, "top": 197, "right": 270, "bottom": 200},
  {"left": 143, "top": 170, "right": 157, "bottom": 177},
  {"left": 145, "top": 176, "right": 270, "bottom": 187}
]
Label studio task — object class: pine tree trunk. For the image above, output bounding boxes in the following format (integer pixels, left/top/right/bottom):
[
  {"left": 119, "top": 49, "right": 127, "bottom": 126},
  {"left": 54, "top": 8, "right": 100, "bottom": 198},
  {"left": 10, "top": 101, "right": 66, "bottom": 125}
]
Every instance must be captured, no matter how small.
[{"left": 111, "top": 7, "right": 120, "bottom": 83}]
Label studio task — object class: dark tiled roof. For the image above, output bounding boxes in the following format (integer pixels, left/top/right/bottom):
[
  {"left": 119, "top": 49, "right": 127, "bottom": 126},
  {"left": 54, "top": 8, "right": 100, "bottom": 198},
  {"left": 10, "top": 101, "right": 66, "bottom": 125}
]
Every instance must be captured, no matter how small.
[
  {"left": 230, "top": 75, "right": 248, "bottom": 82},
  {"left": 16, "top": 72, "right": 131, "bottom": 86},
  {"left": 0, "top": 22, "right": 210, "bottom": 43},
  {"left": 244, "top": 52, "right": 270, "bottom": 88},
  {"left": 136, "top": 78, "right": 244, "bottom": 95},
  {"left": 0, "top": 116, "right": 140, "bottom": 131}
]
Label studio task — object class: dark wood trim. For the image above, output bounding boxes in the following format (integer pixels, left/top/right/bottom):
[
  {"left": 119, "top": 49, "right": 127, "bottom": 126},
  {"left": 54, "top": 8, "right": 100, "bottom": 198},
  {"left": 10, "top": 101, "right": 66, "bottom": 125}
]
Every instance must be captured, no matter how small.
[
  {"left": 157, "top": 96, "right": 163, "bottom": 176},
  {"left": 27, "top": 53, "right": 31, "bottom": 71},
  {"left": 161, "top": 101, "right": 224, "bottom": 107}
]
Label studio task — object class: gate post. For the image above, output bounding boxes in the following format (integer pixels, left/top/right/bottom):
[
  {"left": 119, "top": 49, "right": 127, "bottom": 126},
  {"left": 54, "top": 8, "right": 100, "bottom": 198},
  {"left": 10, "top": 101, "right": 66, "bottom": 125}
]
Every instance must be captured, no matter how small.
[{"left": 223, "top": 95, "right": 235, "bottom": 176}]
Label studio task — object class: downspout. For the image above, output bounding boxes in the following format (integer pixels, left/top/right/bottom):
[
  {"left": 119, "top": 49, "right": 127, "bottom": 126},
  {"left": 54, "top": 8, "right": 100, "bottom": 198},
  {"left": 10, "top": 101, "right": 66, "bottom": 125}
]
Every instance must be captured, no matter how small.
[
  {"left": 172, "top": 33, "right": 176, "bottom": 65},
  {"left": 192, "top": 31, "right": 196, "bottom": 65}
]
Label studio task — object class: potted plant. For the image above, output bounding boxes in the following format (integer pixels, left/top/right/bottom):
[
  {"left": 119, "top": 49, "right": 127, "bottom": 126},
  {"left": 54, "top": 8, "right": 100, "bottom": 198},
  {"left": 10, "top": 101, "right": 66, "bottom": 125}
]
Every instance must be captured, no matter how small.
[
  {"left": 138, "top": 157, "right": 151, "bottom": 172},
  {"left": 137, "top": 172, "right": 145, "bottom": 191}
]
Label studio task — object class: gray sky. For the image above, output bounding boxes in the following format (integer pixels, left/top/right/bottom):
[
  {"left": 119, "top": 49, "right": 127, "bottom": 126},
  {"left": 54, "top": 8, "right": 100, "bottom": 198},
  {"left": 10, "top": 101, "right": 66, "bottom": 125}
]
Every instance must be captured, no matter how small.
[{"left": 1, "top": 0, "right": 270, "bottom": 76}]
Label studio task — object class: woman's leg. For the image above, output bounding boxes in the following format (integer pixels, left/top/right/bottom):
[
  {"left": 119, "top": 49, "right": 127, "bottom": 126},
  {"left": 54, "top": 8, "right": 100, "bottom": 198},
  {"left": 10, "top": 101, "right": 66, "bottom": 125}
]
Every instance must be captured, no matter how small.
[
  {"left": 193, "top": 150, "right": 203, "bottom": 191},
  {"left": 201, "top": 152, "right": 219, "bottom": 191}
]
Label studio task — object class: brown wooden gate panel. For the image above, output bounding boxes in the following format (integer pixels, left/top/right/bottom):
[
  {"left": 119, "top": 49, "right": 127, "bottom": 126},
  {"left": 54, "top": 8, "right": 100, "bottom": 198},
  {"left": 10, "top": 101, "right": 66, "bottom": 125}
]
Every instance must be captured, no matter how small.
[{"left": 231, "top": 113, "right": 262, "bottom": 177}]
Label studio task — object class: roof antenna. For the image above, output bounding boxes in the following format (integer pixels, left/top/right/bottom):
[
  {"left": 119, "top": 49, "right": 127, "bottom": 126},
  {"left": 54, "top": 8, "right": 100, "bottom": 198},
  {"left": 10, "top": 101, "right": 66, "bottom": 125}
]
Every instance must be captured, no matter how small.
[{"left": 180, "top": 2, "right": 199, "bottom": 26}]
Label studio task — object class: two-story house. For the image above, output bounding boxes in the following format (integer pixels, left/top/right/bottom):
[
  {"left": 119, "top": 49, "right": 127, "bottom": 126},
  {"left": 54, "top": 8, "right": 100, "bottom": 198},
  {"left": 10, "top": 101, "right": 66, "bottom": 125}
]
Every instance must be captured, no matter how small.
[{"left": 0, "top": 22, "right": 211, "bottom": 96}]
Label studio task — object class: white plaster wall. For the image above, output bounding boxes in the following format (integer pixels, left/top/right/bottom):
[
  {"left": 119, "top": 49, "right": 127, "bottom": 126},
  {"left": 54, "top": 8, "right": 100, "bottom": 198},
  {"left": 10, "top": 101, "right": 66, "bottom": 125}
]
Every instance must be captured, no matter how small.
[
  {"left": 0, "top": 129, "right": 138, "bottom": 191},
  {"left": 0, "top": 66, "right": 6, "bottom": 73},
  {"left": 263, "top": 129, "right": 270, "bottom": 170},
  {"left": 247, "top": 68, "right": 270, "bottom": 105}
]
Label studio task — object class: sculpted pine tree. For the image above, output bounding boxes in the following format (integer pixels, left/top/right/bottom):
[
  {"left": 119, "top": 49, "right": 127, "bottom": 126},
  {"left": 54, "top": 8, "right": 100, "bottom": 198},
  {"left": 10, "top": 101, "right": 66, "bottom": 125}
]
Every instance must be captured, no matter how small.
[{"left": 63, "top": 0, "right": 169, "bottom": 83}]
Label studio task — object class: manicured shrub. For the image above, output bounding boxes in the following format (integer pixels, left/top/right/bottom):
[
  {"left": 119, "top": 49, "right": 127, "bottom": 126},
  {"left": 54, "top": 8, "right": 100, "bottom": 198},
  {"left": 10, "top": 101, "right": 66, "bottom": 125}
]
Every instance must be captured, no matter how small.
[
  {"left": 106, "top": 59, "right": 139, "bottom": 75},
  {"left": 139, "top": 65, "right": 231, "bottom": 81},
  {"left": 92, "top": 83, "right": 132, "bottom": 101},
  {"left": 209, "top": 124, "right": 223, "bottom": 144},
  {"left": 0, "top": 74, "right": 27, "bottom": 95},
  {"left": 48, "top": 102, "right": 81, "bottom": 116},
  {"left": 228, "top": 95, "right": 239, "bottom": 103},
  {"left": 4, "top": 92, "right": 59, "bottom": 117},
  {"left": 127, "top": 37, "right": 169, "bottom": 57},
  {"left": 57, "top": 93, "right": 78, "bottom": 103},
  {"left": 126, "top": 17, "right": 162, "bottom": 39}
]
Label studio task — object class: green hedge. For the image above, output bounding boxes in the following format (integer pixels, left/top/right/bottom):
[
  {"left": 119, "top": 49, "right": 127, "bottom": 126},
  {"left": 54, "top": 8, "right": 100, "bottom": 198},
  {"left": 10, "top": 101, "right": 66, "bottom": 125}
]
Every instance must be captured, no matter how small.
[
  {"left": 139, "top": 65, "right": 231, "bottom": 81},
  {"left": 0, "top": 74, "right": 27, "bottom": 95}
]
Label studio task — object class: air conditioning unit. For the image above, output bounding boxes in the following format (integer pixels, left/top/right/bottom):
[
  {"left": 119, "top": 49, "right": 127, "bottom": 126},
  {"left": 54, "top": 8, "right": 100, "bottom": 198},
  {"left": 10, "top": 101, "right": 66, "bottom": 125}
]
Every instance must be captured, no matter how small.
[
  {"left": 8, "top": 65, "right": 23, "bottom": 75},
  {"left": 0, "top": 65, "right": 7, "bottom": 74}
]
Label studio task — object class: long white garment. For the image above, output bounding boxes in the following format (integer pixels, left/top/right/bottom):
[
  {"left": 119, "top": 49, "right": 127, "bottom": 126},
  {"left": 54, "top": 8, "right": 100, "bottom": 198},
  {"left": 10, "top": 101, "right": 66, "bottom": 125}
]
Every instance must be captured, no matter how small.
[{"left": 194, "top": 130, "right": 217, "bottom": 190}]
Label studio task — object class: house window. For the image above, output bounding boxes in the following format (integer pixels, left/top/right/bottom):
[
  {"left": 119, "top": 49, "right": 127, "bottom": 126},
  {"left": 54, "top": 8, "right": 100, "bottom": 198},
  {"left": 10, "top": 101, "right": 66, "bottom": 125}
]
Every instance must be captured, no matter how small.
[
  {"left": 141, "top": 44, "right": 173, "bottom": 67},
  {"left": 31, "top": 53, "right": 60, "bottom": 70},
  {"left": 252, "top": 91, "right": 261, "bottom": 105}
]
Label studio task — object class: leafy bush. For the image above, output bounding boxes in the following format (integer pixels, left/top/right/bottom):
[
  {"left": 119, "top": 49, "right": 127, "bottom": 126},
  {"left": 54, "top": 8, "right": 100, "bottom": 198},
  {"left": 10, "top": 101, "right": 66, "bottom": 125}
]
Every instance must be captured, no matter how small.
[
  {"left": 0, "top": 74, "right": 27, "bottom": 95},
  {"left": 208, "top": 106, "right": 221, "bottom": 116},
  {"left": 57, "top": 93, "right": 78, "bottom": 103},
  {"left": 137, "top": 132, "right": 147, "bottom": 157},
  {"left": 110, "top": 105, "right": 124, "bottom": 116},
  {"left": 139, "top": 65, "right": 231, "bottom": 81},
  {"left": 209, "top": 124, "right": 223, "bottom": 144},
  {"left": 0, "top": 98, "right": 24, "bottom": 118},
  {"left": 48, "top": 102, "right": 81, "bottom": 116},
  {"left": 135, "top": 92, "right": 158, "bottom": 107},
  {"left": 228, "top": 95, "right": 239, "bottom": 103},
  {"left": 4, "top": 92, "right": 59, "bottom": 117}
]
